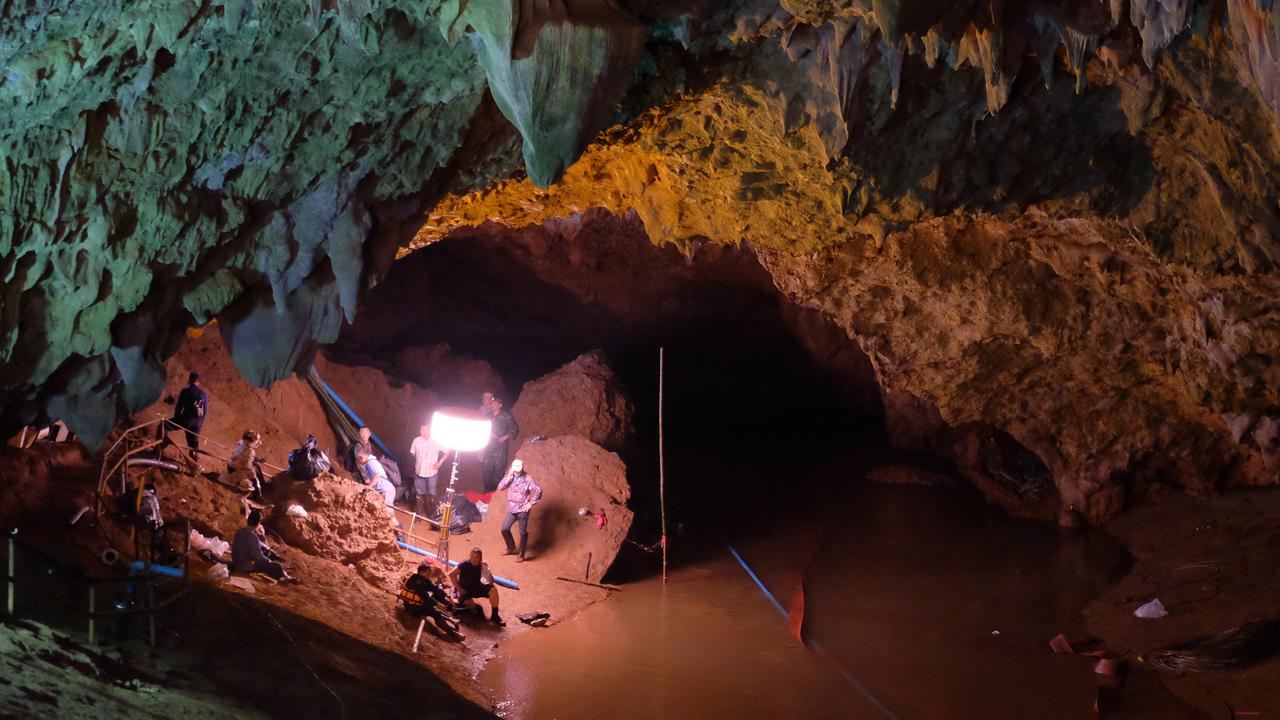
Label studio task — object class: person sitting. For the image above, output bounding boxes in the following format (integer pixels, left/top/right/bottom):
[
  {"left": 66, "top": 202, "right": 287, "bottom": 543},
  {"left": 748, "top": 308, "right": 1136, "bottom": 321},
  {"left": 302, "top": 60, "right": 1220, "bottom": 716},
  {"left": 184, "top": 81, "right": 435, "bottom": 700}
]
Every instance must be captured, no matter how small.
[
  {"left": 449, "top": 547, "right": 504, "bottom": 626},
  {"left": 399, "top": 563, "right": 463, "bottom": 640},
  {"left": 222, "top": 430, "right": 267, "bottom": 501},
  {"left": 231, "top": 509, "right": 298, "bottom": 583}
]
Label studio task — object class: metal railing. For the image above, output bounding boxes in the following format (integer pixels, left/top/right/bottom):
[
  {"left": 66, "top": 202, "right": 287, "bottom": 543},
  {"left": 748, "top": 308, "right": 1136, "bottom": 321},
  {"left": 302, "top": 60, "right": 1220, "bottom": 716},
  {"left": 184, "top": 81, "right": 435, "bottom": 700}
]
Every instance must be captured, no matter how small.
[
  {"left": 95, "top": 415, "right": 451, "bottom": 570},
  {"left": 2, "top": 528, "right": 189, "bottom": 645}
]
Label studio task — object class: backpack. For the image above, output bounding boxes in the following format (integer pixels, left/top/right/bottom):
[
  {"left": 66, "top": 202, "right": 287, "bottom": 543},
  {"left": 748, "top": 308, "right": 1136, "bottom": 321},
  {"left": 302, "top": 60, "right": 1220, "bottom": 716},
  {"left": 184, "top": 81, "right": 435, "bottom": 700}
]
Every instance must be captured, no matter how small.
[
  {"left": 176, "top": 387, "right": 205, "bottom": 422},
  {"left": 288, "top": 435, "right": 332, "bottom": 481},
  {"left": 382, "top": 456, "right": 402, "bottom": 488}
]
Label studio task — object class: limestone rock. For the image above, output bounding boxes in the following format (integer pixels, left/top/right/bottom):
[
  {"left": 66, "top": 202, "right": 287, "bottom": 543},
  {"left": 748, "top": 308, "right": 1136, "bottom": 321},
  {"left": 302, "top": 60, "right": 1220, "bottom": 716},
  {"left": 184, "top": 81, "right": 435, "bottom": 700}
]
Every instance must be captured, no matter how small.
[
  {"left": 264, "top": 473, "right": 403, "bottom": 590},
  {"left": 494, "top": 435, "right": 633, "bottom": 584},
  {"left": 513, "top": 351, "right": 634, "bottom": 452}
]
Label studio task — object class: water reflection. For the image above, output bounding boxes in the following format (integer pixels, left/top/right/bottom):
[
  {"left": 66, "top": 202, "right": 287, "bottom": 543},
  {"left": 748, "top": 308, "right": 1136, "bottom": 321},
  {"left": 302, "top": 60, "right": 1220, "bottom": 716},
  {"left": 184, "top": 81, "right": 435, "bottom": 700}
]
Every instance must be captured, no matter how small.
[{"left": 482, "top": 480, "right": 1130, "bottom": 720}]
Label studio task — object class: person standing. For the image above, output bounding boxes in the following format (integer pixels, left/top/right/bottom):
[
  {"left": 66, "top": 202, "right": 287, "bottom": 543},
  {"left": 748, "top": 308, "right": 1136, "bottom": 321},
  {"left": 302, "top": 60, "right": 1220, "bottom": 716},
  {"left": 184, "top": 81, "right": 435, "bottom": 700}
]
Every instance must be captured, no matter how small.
[
  {"left": 165, "top": 372, "right": 207, "bottom": 461},
  {"left": 223, "top": 430, "right": 267, "bottom": 502},
  {"left": 497, "top": 459, "right": 542, "bottom": 562},
  {"left": 409, "top": 423, "right": 450, "bottom": 519},
  {"left": 481, "top": 395, "right": 518, "bottom": 493}
]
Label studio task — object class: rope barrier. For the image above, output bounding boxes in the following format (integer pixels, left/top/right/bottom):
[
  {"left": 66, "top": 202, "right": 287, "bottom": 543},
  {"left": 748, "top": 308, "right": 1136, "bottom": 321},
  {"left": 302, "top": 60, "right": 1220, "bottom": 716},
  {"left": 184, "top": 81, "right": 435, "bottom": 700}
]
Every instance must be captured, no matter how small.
[{"left": 626, "top": 537, "right": 665, "bottom": 554}]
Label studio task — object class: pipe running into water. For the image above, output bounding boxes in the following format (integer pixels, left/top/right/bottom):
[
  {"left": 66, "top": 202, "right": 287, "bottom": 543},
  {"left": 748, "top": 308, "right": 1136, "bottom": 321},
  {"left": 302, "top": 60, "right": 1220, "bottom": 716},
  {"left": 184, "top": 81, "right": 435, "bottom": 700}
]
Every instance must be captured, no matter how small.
[{"left": 724, "top": 540, "right": 901, "bottom": 720}]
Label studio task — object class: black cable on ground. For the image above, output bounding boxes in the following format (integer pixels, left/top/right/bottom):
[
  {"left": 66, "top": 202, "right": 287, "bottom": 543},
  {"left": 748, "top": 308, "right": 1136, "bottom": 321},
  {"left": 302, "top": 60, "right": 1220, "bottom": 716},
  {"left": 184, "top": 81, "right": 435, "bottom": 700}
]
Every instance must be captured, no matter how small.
[{"left": 1149, "top": 619, "right": 1280, "bottom": 672}]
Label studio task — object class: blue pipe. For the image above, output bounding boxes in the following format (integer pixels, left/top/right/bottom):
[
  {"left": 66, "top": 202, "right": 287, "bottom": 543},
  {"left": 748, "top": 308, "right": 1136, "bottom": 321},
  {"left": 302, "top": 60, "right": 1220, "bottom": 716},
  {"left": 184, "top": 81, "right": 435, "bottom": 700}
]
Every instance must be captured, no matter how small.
[
  {"left": 129, "top": 560, "right": 185, "bottom": 578},
  {"left": 309, "top": 369, "right": 397, "bottom": 461},
  {"left": 724, "top": 540, "right": 899, "bottom": 720},
  {"left": 396, "top": 541, "right": 520, "bottom": 590}
]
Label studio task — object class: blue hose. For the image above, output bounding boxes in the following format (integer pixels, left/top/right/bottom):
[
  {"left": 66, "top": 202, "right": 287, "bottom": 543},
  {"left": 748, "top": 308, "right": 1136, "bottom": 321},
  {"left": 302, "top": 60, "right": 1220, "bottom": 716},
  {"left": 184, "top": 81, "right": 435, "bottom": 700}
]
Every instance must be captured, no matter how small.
[
  {"left": 129, "top": 560, "right": 185, "bottom": 578},
  {"left": 724, "top": 540, "right": 899, "bottom": 720},
  {"left": 396, "top": 541, "right": 520, "bottom": 590},
  {"left": 309, "top": 368, "right": 397, "bottom": 461}
]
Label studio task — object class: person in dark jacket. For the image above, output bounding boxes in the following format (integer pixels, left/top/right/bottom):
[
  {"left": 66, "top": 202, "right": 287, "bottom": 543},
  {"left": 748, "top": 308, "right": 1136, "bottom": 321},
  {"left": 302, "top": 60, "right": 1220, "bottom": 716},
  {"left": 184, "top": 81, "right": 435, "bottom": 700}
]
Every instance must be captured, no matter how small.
[
  {"left": 345, "top": 426, "right": 373, "bottom": 482},
  {"left": 481, "top": 395, "right": 518, "bottom": 493},
  {"left": 163, "top": 372, "right": 207, "bottom": 461},
  {"left": 399, "top": 563, "right": 463, "bottom": 639},
  {"left": 231, "top": 510, "right": 298, "bottom": 583}
]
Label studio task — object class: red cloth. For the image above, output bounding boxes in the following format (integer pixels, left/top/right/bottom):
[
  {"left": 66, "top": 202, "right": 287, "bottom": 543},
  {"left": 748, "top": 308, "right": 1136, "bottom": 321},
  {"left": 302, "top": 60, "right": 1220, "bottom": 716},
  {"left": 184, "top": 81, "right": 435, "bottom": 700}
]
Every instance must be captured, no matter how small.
[{"left": 464, "top": 491, "right": 494, "bottom": 504}]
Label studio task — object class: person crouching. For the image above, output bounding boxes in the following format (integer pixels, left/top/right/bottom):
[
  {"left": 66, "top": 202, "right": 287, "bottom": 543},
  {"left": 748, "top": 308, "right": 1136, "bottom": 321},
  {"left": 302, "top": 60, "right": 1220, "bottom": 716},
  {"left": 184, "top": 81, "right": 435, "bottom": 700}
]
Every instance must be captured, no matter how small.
[{"left": 400, "top": 563, "right": 463, "bottom": 640}]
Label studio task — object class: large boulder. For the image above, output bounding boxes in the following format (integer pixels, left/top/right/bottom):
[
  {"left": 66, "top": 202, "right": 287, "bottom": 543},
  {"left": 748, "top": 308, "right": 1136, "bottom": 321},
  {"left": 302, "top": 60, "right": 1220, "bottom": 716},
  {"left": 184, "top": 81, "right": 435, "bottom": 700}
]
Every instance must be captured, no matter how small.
[
  {"left": 264, "top": 473, "right": 404, "bottom": 590},
  {"left": 512, "top": 351, "right": 633, "bottom": 451},
  {"left": 482, "top": 435, "right": 632, "bottom": 584}
]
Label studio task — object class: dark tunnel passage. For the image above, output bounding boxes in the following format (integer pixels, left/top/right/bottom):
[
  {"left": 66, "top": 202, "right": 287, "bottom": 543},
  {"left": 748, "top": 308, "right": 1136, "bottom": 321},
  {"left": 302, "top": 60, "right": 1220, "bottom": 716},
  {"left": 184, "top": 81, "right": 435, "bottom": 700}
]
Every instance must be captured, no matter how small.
[{"left": 331, "top": 212, "right": 892, "bottom": 542}]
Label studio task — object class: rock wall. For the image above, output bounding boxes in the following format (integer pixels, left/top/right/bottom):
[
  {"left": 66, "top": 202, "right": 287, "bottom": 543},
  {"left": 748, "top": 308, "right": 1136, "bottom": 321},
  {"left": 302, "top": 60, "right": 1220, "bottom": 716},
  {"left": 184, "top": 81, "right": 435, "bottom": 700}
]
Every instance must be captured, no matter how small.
[
  {"left": 512, "top": 350, "right": 635, "bottom": 452},
  {"left": 6, "top": 0, "right": 1280, "bottom": 524}
]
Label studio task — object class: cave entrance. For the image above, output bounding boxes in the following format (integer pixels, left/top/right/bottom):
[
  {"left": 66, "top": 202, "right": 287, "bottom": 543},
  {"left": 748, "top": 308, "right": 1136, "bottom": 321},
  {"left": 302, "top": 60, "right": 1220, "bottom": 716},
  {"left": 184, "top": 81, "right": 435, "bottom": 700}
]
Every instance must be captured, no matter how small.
[
  {"left": 331, "top": 211, "right": 889, "bottom": 535},
  {"left": 329, "top": 212, "right": 1131, "bottom": 719}
]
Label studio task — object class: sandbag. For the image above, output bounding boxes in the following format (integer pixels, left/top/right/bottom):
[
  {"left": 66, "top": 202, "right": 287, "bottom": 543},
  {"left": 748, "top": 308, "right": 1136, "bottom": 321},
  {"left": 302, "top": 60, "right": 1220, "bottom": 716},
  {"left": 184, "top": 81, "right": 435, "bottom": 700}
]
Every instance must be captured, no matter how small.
[{"left": 289, "top": 435, "right": 332, "bottom": 480}]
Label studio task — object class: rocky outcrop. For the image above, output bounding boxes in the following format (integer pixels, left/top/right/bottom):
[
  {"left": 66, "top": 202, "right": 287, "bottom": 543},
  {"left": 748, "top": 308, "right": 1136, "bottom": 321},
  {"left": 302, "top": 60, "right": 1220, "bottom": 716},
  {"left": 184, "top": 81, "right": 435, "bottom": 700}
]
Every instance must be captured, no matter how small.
[
  {"left": 512, "top": 351, "right": 634, "bottom": 451},
  {"left": 498, "top": 435, "right": 633, "bottom": 584},
  {"left": 265, "top": 473, "right": 404, "bottom": 590},
  {"left": 760, "top": 212, "right": 1280, "bottom": 520},
  {"left": 7, "top": 0, "right": 1280, "bottom": 526}
]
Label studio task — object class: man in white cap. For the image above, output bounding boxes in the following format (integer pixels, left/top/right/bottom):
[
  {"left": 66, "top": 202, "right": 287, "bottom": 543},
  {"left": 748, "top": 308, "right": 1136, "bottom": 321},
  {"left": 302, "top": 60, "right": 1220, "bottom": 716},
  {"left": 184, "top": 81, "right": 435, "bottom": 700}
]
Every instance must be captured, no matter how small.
[{"left": 497, "top": 458, "right": 542, "bottom": 562}]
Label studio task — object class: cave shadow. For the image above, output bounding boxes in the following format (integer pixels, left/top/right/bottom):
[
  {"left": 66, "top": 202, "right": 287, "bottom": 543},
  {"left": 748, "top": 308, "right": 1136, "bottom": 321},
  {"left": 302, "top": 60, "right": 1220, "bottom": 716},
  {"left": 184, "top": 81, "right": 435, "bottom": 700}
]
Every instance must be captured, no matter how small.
[
  {"left": 143, "top": 583, "right": 493, "bottom": 719},
  {"left": 849, "top": 52, "right": 1155, "bottom": 219}
]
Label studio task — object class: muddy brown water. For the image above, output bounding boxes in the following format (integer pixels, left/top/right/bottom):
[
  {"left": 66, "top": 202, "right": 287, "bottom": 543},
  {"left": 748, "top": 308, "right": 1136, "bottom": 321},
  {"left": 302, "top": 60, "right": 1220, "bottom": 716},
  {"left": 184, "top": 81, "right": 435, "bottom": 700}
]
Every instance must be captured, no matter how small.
[{"left": 480, "top": 479, "right": 1131, "bottom": 720}]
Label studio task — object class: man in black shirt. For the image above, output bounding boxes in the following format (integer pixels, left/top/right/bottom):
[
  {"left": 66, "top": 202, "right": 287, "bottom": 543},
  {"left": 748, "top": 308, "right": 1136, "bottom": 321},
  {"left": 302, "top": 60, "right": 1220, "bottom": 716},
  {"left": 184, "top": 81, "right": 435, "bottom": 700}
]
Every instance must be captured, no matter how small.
[
  {"left": 449, "top": 547, "right": 504, "bottom": 626},
  {"left": 481, "top": 396, "right": 518, "bottom": 493}
]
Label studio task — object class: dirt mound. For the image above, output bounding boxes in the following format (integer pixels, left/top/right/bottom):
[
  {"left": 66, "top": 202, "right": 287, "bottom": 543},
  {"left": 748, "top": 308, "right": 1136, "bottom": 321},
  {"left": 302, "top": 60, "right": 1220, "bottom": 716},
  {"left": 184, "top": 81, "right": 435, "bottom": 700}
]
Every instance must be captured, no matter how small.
[
  {"left": 479, "top": 435, "right": 632, "bottom": 584},
  {"left": 0, "top": 442, "right": 96, "bottom": 530},
  {"left": 512, "top": 351, "right": 633, "bottom": 452},
  {"left": 140, "top": 327, "right": 340, "bottom": 476},
  {"left": 263, "top": 473, "right": 403, "bottom": 590}
]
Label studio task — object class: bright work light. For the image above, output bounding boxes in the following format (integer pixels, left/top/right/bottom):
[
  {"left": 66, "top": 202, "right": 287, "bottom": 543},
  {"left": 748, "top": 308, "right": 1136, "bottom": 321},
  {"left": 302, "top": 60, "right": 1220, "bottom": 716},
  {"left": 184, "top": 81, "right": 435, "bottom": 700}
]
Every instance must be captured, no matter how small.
[{"left": 431, "top": 408, "right": 492, "bottom": 452}]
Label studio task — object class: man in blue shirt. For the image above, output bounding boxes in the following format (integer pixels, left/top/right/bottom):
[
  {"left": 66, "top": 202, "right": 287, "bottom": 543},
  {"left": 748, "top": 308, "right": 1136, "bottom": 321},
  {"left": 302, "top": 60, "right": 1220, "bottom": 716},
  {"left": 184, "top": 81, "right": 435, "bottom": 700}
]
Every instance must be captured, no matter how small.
[{"left": 360, "top": 451, "right": 400, "bottom": 529}]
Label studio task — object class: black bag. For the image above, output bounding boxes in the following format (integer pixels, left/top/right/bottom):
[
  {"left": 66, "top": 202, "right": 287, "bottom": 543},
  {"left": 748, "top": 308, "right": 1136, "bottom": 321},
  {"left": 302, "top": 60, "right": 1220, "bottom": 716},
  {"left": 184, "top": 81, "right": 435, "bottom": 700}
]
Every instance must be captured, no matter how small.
[
  {"left": 289, "top": 435, "right": 332, "bottom": 481},
  {"left": 382, "top": 457, "right": 402, "bottom": 487},
  {"left": 432, "top": 493, "right": 481, "bottom": 534}
]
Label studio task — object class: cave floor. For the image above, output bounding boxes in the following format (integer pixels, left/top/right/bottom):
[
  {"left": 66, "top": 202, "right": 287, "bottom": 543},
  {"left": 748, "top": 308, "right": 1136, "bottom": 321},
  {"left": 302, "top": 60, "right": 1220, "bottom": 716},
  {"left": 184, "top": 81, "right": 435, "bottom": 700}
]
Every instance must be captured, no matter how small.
[{"left": 1086, "top": 487, "right": 1280, "bottom": 718}]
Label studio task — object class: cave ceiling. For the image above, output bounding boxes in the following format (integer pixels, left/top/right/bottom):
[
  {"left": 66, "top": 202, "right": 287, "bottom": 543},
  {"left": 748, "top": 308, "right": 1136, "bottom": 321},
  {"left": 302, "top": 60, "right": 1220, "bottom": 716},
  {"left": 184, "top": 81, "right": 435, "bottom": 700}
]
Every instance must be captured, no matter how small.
[{"left": 2, "top": 0, "right": 1280, "bottom": 516}]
